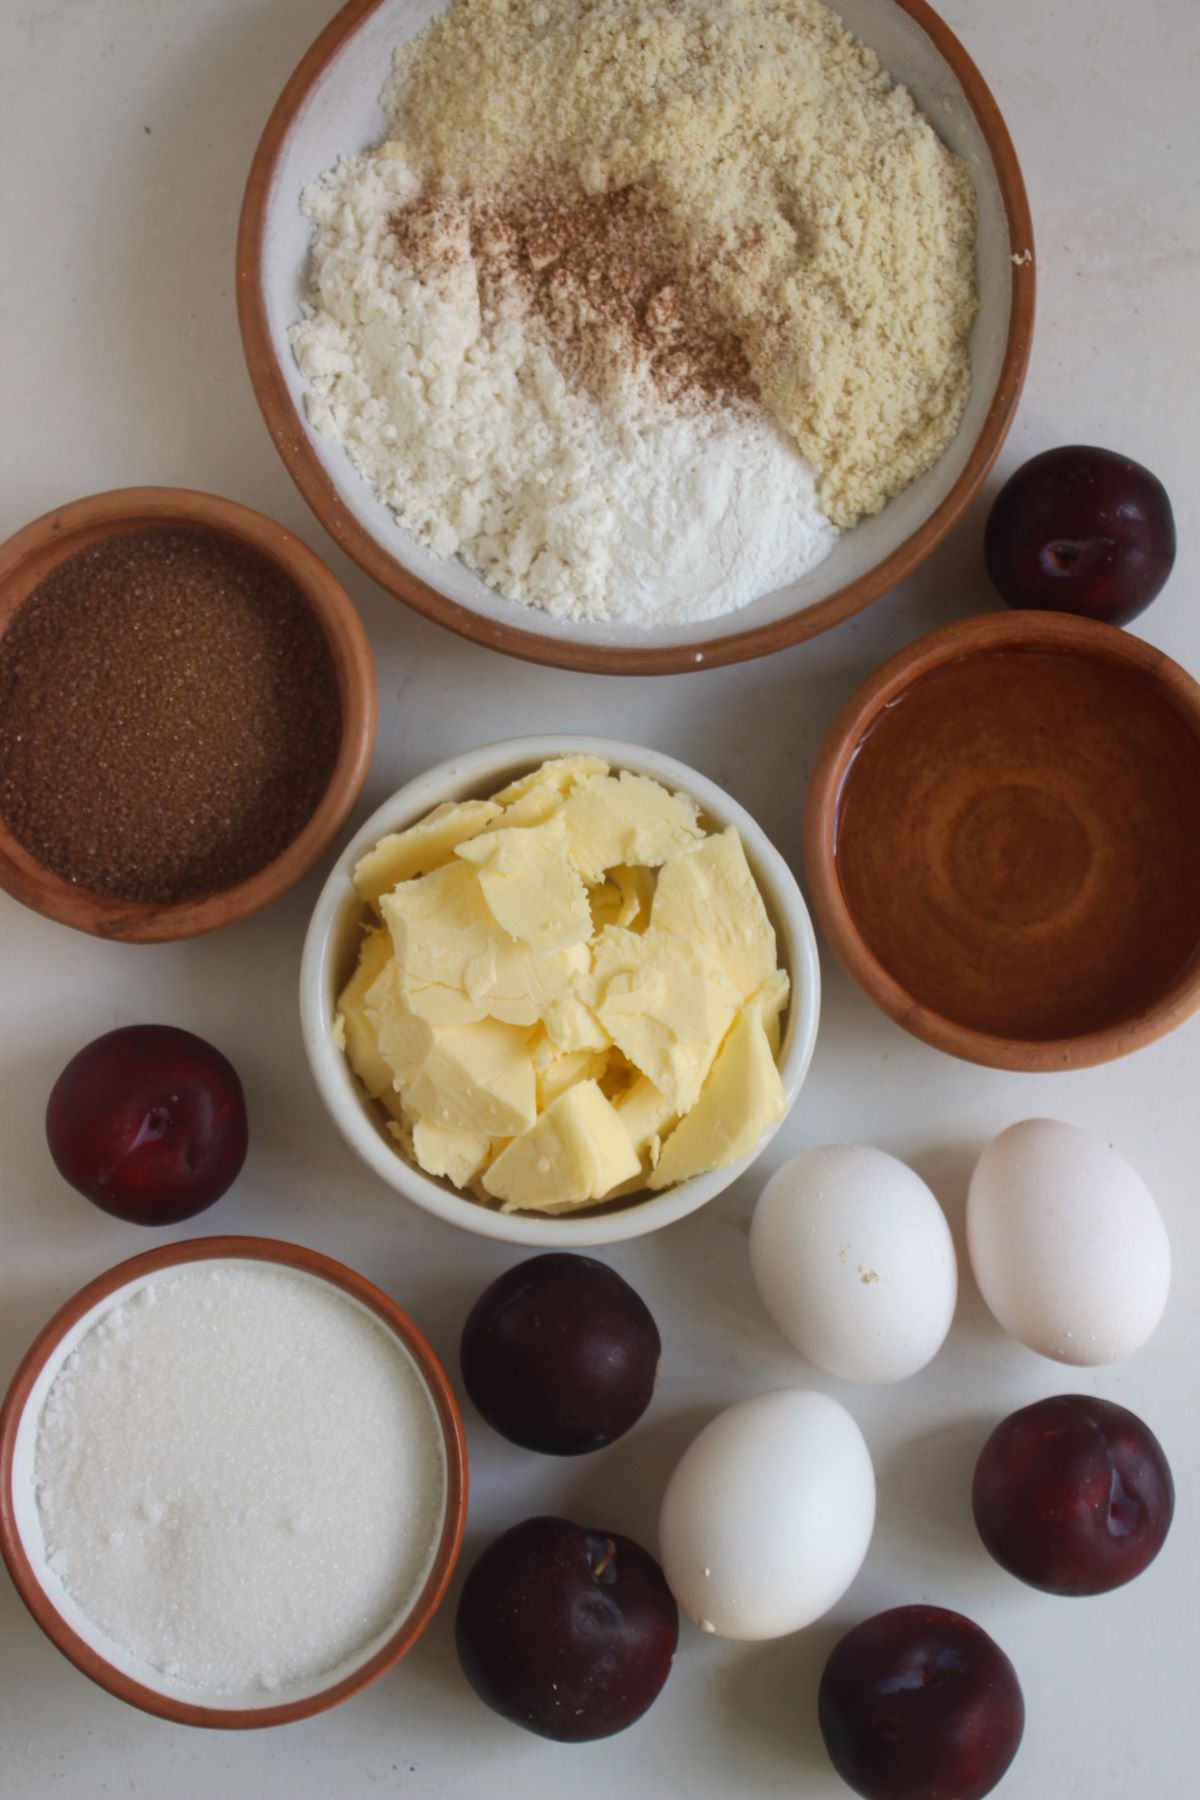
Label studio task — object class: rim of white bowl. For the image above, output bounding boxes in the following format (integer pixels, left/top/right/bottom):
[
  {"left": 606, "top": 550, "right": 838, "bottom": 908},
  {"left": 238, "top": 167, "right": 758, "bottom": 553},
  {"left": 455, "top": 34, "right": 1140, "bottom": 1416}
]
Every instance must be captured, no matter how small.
[{"left": 300, "top": 736, "right": 821, "bottom": 1245}]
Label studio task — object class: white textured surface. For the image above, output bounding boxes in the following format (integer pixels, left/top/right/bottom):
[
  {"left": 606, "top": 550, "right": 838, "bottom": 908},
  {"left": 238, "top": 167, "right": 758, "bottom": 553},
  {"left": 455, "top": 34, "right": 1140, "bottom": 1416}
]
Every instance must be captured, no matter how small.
[{"left": 0, "top": 1, "right": 1196, "bottom": 1796}]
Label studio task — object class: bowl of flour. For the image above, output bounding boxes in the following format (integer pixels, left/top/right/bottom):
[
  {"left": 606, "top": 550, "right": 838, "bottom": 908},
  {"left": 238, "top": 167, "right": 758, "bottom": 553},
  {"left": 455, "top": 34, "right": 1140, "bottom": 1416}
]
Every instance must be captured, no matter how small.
[
  {"left": 0, "top": 1238, "right": 467, "bottom": 1726},
  {"left": 238, "top": 0, "right": 1034, "bottom": 672}
]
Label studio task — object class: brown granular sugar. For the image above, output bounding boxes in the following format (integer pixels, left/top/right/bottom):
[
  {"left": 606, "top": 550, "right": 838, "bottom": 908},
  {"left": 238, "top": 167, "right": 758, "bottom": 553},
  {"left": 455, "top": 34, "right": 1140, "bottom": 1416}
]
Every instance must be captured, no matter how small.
[
  {"left": 0, "top": 527, "right": 343, "bottom": 905},
  {"left": 392, "top": 184, "right": 757, "bottom": 412}
]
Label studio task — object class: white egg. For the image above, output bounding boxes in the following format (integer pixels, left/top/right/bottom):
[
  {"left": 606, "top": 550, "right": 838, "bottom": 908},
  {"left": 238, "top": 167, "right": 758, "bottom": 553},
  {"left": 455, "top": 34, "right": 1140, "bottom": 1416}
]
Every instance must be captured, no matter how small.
[
  {"left": 657, "top": 1388, "right": 874, "bottom": 1640},
  {"left": 967, "top": 1118, "right": 1170, "bottom": 1365},
  {"left": 750, "top": 1145, "right": 958, "bottom": 1383}
]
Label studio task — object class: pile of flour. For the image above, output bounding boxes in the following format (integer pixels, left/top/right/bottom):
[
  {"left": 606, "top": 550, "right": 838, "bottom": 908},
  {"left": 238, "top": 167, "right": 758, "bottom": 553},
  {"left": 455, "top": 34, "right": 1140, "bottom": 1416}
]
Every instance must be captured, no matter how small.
[{"left": 290, "top": 152, "right": 836, "bottom": 627}]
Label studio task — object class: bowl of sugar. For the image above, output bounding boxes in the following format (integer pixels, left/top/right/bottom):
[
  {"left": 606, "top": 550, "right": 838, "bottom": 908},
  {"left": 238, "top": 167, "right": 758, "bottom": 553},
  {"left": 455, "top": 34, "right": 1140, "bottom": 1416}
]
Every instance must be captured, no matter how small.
[{"left": 0, "top": 1238, "right": 467, "bottom": 1727}]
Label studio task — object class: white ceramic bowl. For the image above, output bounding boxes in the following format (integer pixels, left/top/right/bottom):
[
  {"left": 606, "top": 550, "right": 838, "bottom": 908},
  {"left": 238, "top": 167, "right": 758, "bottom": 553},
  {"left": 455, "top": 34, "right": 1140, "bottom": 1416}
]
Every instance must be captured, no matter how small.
[
  {"left": 300, "top": 737, "right": 821, "bottom": 1245},
  {"left": 238, "top": 0, "right": 1033, "bottom": 674}
]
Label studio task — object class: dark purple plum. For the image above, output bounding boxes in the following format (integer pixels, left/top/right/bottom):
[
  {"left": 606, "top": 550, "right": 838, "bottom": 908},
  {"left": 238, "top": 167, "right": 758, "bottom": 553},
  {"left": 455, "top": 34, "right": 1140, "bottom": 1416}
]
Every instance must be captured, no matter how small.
[
  {"left": 819, "top": 1605, "right": 1024, "bottom": 1800},
  {"left": 455, "top": 1516, "right": 678, "bottom": 1741},
  {"left": 460, "top": 1253, "right": 660, "bottom": 1455},
  {"left": 972, "top": 1394, "right": 1174, "bottom": 1596},
  {"left": 46, "top": 1025, "right": 247, "bottom": 1225},
  {"left": 985, "top": 445, "right": 1175, "bottom": 625}
]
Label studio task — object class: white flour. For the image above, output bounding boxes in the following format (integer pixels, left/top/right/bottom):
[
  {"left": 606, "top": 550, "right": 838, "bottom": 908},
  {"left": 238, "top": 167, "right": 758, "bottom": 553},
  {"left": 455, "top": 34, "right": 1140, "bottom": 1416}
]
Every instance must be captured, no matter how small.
[{"left": 290, "top": 152, "right": 836, "bottom": 626}]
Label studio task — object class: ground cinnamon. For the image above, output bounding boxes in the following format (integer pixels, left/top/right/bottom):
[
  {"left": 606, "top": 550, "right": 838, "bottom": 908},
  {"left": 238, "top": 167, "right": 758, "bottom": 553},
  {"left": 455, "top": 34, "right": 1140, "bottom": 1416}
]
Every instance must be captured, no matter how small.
[{"left": 392, "top": 183, "right": 755, "bottom": 411}]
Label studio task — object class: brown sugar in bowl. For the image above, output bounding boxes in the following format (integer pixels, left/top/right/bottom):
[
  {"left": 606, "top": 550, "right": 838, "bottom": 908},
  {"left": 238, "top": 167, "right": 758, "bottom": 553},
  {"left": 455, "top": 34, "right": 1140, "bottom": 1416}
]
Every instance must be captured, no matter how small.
[
  {"left": 0, "top": 1236, "right": 468, "bottom": 1729},
  {"left": 0, "top": 488, "right": 376, "bottom": 942},
  {"left": 802, "top": 612, "right": 1200, "bottom": 1071}
]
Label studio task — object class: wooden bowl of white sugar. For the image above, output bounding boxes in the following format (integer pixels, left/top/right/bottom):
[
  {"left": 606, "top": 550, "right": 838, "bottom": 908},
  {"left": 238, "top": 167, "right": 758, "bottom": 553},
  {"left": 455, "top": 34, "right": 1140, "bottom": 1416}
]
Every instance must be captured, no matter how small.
[
  {"left": 0, "top": 1238, "right": 467, "bottom": 1728},
  {"left": 238, "top": 0, "right": 1034, "bottom": 674}
]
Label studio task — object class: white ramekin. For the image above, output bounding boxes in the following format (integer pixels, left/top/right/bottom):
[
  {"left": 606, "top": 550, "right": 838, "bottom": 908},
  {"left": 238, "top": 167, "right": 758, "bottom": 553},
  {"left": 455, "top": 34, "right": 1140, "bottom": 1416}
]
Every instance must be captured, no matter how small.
[{"left": 300, "top": 736, "right": 820, "bottom": 1245}]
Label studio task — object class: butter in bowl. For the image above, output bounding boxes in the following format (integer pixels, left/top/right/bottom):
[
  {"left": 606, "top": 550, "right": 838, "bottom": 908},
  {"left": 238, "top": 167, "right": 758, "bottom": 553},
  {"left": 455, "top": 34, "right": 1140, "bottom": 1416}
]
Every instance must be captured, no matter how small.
[{"left": 301, "top": 739, "right": 821, "bottom": 1246}]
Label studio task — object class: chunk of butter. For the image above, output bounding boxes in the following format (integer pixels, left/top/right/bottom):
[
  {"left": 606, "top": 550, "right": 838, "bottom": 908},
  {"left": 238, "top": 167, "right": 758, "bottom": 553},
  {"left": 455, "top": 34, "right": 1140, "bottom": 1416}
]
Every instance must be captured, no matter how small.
[
  {"left": 456, "top": 813, "right": 592, "bottom": 957},
  {"left": 382, "top": 861, "right": 586, "bottom": 1027},
  {"left": 614, "top": 1075, "right": 678, "bottom": 1168},
  {"left": 353, "top": 799, "right": 502, "bottom": 901},
  {"left": 403, "top": 1016, "right": 538, "bottom": 1138},
  {"left": 411, "top": 1117, "right": 493, "bottom": 1188},
  {"left": 560, "top": 771, "right": 703, "bottom": 882},
  {"left": 756, "top": 967, "right": 791, "bottom": 1059},
  {"left": 590, "top": 864, "right": 655, "bottom": 933},
  {"left": 588, "top": 925, "right": 741, "bottom": 1114},
  {"left": 652, "top": 827, "right": 778, "bottom": 1000},
  {"left": 332, "top": 756, "right": 793, "bottom": 1215},
  {"left": 491, "top": 753, "right": 609, "bottom": 810},
  {"left": 482, "top": 1081, "right": 640, "bottom": 1213},
  {"left": 535, "top": 1045, "right": 611, "bottom": 1109},
  {"left": 335, "top": 928, "right": 402, "bottom": 1106},
  {"left": 649, "top": 1002, "right": 785, "bottom": 1189}
]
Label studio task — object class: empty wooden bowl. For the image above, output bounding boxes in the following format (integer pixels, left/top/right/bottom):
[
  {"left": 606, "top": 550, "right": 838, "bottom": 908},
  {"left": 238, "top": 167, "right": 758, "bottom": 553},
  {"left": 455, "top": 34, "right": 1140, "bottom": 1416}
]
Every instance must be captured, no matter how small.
[
  {"left": 803, "top": 612, "right": 1200, "bottom": 1070},
  {"left": 0, "top": 489, "right": 376, "bottom": 942},
  {"left": 0, "top": 1237, "right": 467, "bottom": 1728}
]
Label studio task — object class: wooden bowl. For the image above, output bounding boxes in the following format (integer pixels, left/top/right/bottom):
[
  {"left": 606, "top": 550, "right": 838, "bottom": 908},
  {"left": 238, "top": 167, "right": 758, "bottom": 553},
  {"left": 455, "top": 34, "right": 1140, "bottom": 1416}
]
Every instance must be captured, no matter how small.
[
  {"left": 237, "top": 0, "right": 1034, "bottom": 674},
  {"left": 0, "top": 1236, "right": 468, "bottom": 1729},
  {"left": 803, "top": 613, "right": 1200, "bottom": 1071},
  {"left": 0, "top": 489, "right": 376, "bottom": 942}
]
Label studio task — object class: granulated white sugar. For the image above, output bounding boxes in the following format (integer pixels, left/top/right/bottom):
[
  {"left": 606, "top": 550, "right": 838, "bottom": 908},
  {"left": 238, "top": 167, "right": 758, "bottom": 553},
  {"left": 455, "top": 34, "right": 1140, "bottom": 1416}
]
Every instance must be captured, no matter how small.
[{"left": 34, "top": 1263, "right": 446, "bottom": 1698}]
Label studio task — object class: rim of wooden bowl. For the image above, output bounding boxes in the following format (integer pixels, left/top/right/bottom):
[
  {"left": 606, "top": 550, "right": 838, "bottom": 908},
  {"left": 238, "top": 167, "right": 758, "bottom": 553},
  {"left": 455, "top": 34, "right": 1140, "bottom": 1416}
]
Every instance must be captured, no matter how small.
[
  {"left": 802, "top": 611, "right": 1200, "bottom": 1071},
  {"left": 235, "top": 0, "right": 1035, "bottom": 675},
  {"left": 0, "top": 488, "right": 377, "bottom": 942},
  {"left": 0, "top": 1235, "right": 468, "bottom": 1730}
]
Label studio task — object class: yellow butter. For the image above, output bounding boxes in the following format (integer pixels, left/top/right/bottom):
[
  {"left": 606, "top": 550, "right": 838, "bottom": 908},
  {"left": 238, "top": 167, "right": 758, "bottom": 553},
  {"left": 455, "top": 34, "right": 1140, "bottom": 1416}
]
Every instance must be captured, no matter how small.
[
  {"left": 483, "top": 1080, "right": 640, "bottom": 1213},
  {"left": 365, "top": 961, "right": 435, "bottom": 1086},
  {"left": 353, "top": 799, "right": 502, "bottom": 902},
  {"left": 536, "top": 1046, "right": 611, "bottom": 1109},
  {"left": 589, "top": 863, "right": 656, "bottom": 933},
  {"left": 649, "top": 1003, "right": 785, "bottom": 1189},
  {"left": 560, "top": 772, "right": 703, "bottom": 882},
  {"left": 653, "top": 827, "right": 778, "bottom": 1000},
  {"left": 756, "top": 967, "right": 792, "bottom": 1059},
  {"left": 411, "top": 1117, "right": 493, "bottom": 1188},
  {"left": 403, "top": 1015, "right": 538, "bottom": 1138},
  {"left": 336, "top": 929, "right": 409, "bottom": 1114},
  {"left": 383, "top": 860, "right": 587, "bottom": 1027},
  {"left": 614, "top": 1074, "right": 677, "bottom": 1162},
  {"left": 380, "top": 860, "right": 497, "bottom": 989},
  {"left": 541, "top": 985, "right": 611, "bottom": 1054},
  {"left": 456, "top": 814, "right": 592, "bottom": 957},
  {"left": 588, "top": 925, "right": 741, "bottom": 1114},
  {"left": 491, "top": 753, "right": 609, "bottom": 810},
  {"left": 333, "top": 756, "right": 793, "bottom": 1213}
]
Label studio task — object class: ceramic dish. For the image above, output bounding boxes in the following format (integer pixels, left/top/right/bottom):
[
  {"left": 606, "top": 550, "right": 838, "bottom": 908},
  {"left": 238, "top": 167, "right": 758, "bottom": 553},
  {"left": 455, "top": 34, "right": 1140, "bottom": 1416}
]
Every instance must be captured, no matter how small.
[
  {"left": 237, "top": 0, "right": 1034, "bottom": 675},
  {"left": 0, "top": 488, "right": 376, "bottom": 943},
  {"left": 803, "top": 612, "right": 1200, "bottom": 1071},
  {"left": 301, "top": 736, "right": 821, "bottom": 1245},
  {"left": 0, "top": 1236, "right": 467, "bottom": 1729}
]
